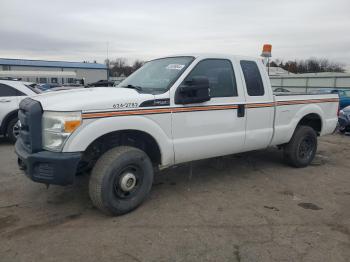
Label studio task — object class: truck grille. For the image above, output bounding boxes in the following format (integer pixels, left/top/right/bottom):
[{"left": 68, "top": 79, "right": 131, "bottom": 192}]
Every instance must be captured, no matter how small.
[{"left": 18, "top": 98, "right": 43, "bottom": 153}]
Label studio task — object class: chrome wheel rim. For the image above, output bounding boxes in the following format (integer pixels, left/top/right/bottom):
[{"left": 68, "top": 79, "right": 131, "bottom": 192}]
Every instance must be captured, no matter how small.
[
  {"left": 298, "top": 136, "right": 314, "bottom": 159},
  {"left": 12, "top": 120, "right": 21, "bottom": 138}
]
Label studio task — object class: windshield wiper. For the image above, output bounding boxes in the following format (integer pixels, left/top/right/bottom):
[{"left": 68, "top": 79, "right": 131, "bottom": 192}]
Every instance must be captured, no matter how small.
[{"left": 121, "top": 84, "right": 143, "bottom": 91}]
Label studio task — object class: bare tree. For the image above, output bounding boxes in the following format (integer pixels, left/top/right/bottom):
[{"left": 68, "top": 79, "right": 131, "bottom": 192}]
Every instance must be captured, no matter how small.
[
  {"left": 108, "top": 58, "right": 146, "bottom": 77},
  {"left": 270, "top": 58, "right": 345, "bottom": 74},
  {"left": 132, "top": 60, "right": 145, "bottom": 71},
  {"left": 110, "top": 58, "right": 127, "bottom": 76}
]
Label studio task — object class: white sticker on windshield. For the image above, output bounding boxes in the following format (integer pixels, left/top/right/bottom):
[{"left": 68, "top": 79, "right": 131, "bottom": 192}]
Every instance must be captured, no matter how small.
[{"left": 166, "top": 64, "right": 185, "bottom": 70}]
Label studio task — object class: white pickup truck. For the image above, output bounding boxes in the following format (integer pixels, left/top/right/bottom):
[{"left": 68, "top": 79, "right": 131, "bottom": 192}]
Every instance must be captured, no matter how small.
[{"left": 15, "top": 54, "right": 339, "bottom": 215}]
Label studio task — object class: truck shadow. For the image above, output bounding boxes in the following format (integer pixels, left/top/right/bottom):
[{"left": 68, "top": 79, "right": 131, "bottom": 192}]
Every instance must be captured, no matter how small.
[
  {"left": 153, "top": 148, "right": 286, "bottom": 188},
  {"left": 42, "top": 147, "right": 286, "bottom": 216},
  {"left": 0, "top": 147, "right": 300, "bottom": 235},
  {"left": 0, "top": 137, "right": 12, "bottom": 146}
]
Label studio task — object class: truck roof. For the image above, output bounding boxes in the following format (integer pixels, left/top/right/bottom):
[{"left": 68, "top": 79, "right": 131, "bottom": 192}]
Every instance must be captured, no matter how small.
[{"left": 162, "top": 53, "right": 260, "bottom": 61}]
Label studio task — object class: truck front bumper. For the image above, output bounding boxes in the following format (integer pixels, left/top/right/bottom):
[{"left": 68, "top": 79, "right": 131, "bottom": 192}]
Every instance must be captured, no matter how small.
[{"left": 15, "top": 141, "right": 81, "bottom": 186}]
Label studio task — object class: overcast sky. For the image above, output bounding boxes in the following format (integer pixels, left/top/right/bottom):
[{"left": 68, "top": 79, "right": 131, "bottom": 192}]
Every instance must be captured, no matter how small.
[{"left": 1, "top": 0, "right": 349, "bottom": 66}]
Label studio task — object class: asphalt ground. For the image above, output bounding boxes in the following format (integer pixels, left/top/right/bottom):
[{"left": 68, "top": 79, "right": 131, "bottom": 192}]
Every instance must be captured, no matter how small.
[{"left": 0, "top": 134, "right": 349, "bottom": 261}]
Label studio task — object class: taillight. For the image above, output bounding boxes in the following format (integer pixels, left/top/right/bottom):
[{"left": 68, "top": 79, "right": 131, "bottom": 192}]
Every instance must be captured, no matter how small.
[{"left": 337, "top": 97, "right": 340, "bottom": 116}]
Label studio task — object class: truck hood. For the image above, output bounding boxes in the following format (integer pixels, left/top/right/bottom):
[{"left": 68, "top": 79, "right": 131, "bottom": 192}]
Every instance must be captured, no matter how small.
[{"left": 31, "top": 87, "right": 155, "bottom": 112}]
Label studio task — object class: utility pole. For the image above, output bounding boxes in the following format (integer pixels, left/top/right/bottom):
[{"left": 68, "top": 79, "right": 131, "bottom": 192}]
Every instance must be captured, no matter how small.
[{"left": 106, "top": 41, "right": 110, "bottom": 81}]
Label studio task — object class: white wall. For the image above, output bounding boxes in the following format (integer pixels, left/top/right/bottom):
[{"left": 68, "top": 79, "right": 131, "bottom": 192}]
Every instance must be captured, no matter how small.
[
  {"left": 6, "top": 66, "right": 107, "bottom": 84},
  {"left": 62, "top": 68, "right": 107, "bottom": 84},
  {"left": 270, "top": 75, "right": 350, "bottom": 93}
]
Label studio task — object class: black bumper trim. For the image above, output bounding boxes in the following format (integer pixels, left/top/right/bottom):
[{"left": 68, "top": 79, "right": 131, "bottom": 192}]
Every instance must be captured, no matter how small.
[{"left": 15, "top": 140, "right": 81, "bottom": 186}]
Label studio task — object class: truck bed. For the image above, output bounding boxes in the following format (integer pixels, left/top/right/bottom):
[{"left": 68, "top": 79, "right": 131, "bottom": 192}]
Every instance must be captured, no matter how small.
[{"left": 274, "top": 92, "right": 335, "bottom": 96}]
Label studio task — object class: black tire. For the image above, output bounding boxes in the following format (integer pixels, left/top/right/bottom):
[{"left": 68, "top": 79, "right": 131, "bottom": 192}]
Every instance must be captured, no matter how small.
[
  {"left": 6, "top": 117, "right": 19, "bottom": 143},
  {"left": 338, "top": 125, "right": 348, "bottom": 134},
  {"left": 283, "top": 126, "right": 317, "bottom": 168},
  {"left": 339, "top": 128, "right": 346, "bottom": 134},
  {"left": 89, "top": 146, "right": 154, "bottom": 216}
]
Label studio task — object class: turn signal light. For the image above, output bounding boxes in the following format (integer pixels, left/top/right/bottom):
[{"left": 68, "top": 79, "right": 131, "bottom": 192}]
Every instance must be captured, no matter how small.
[{"left": 64, "top": 120, "right": 81, "bottom": 133}]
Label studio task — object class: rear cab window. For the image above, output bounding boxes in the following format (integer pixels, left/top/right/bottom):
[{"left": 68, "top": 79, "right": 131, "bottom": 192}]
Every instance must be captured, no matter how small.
[{"left": 240, "top": 60, "right": 265, "bottom": 96}]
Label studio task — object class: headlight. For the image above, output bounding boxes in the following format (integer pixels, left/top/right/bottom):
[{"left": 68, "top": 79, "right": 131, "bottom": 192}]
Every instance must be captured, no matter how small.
[{"left": 42, "top": 111, "right": 82, "bottom": 152}]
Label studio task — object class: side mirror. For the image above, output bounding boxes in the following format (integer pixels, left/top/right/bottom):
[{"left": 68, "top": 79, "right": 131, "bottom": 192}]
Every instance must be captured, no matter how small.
[{"left": 175, "top": 76, "right": 211, "bottom": 104}]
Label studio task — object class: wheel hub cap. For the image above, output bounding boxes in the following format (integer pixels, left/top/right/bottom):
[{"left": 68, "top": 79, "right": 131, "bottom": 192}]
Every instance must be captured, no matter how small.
[
  {"left": 120, "top": 172, "right": 137, "bottom": 192},
  {"left": 299, "top": 137, "right": 313, "bottom": 159},
  {"left": 13, "top": 120, "right": 21, "bottom": 138}
]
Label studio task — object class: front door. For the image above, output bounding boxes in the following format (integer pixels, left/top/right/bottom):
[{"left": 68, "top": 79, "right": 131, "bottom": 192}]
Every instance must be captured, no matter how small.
[{"left": 171, "top": 58, "right": 246, "bottom": 164}]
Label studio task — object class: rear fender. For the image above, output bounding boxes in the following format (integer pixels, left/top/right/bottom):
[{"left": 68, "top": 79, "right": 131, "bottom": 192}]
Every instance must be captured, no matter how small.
[{"left": 272, "top": 104, "right": 324, "bottom": 145}]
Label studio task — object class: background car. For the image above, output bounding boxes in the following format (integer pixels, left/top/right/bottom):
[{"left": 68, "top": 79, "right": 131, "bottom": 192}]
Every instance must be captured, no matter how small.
[
  {"left": 0, "top": 79, "right": 41, "bottom": 142},
  {"left": 331, "top": 89, "right": 350, "bottom": 109},
  {"left": 87, "top": 80, "right": 115, "bottom": 87},
  {"left": 47, "top": 86, "right": 85, "bottom": 92},
  {"left": 36, "top": 83, "right": 62, "bottom": 91},
  {"left": 338, "top": 105, "right": 350, "bottom": 133},
  {"left": 273, "top": 87, "right": 290, "bottom": 93}
]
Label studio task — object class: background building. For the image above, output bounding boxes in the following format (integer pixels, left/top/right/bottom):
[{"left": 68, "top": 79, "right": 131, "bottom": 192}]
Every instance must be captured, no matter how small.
[
  {"left": 270, "top": 72, "right": 350, "bottom": 93},
  {"left": 0, "top": 58, "right": 107, "bottom": 84}
]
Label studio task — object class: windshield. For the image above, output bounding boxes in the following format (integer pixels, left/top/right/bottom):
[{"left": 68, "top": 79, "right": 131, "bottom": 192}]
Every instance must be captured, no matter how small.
[
  {"left": 25, "top": 84, "right": 41, "bottom": 94},
  {"left": 118, "top": 56, "right": 194, "bottom": 94}
]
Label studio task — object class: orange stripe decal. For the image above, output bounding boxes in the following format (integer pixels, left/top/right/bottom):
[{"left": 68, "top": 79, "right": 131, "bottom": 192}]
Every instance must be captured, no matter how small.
[
  {"left": 82, "top": 98, "right": 339, "bottom": 119},
  {"left": 276, "top": 98, "right": 339, "bottom": 106},
  {"left": 246, "top": 103, "right": 274, "bottom": 108},
  {"left": 83, "top": 104, "right": 239, "bottom": 119}
]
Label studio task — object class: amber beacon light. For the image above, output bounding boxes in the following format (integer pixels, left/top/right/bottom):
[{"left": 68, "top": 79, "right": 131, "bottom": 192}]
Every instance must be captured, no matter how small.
[
  {"left": 261, "top": 44, "right": 272, "bottom": 57},
  {"left": 261, "top": 44, "right": 272, "bottom": 75}
]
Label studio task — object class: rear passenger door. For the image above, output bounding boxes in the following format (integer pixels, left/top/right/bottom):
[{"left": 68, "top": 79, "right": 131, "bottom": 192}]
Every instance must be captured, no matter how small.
[
  {"left": 240, "top": 60, "right": 274, "bottom": 151},
  {"left": 171, "top": 58, "right": 246, "bottom": 164}
]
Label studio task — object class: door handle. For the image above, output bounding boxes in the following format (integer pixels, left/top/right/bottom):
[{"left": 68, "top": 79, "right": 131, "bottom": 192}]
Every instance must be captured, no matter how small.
[
  {"left": 0, "top": 99, "right": 11, "bottom": 103},
  {"left": 237, "top": 104, "right": 245, "bottom": 117}
]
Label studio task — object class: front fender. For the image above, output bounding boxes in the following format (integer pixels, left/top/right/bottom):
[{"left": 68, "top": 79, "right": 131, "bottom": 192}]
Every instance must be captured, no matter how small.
[{"left": 63, "top": 115, "right": 174, "bottom": 166}]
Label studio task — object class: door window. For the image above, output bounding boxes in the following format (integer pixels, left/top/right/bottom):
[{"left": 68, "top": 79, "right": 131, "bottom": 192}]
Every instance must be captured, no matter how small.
[
  {"left": 184, "top": 59, "right": 237, "bottom": 97},
  {"left": 0, "top": 84, "right": 24, "bottom": 96},
  {"left": 240, "top": 60, "right": 265, "bottom": 96}
]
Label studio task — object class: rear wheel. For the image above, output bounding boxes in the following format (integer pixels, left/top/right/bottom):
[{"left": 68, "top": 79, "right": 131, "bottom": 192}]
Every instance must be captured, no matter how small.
[
  {"left": 338, "top": 124, "right": 349, "bottom": 133},
  {"left": 89, "top": 146, "right": 154, "bottom": 216},
  {"left": 284, "top": 126, "right": 317, "bottom": 168},
  {"left": 6, "top": 118, "right": 19, "bottom": 143},
  {"left": 339, "top": 127, "right": 346, "bottom": 133}
]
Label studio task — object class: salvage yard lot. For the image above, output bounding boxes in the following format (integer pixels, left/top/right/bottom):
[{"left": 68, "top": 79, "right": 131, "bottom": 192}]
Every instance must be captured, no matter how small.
[{"left": 1, "top": 134, "right": 350, "bottom": 262}]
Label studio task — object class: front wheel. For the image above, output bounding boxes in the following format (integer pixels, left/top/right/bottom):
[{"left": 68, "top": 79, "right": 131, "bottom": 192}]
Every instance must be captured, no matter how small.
[
  {"left": 6, "top": 118, "right": 20, "bottom": 143},
  {"left": 89, "top": 146, "right": 154, "bottom": 216},
  {"left": 283, "top": 126, "right": 317, "bottom": 168}
]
